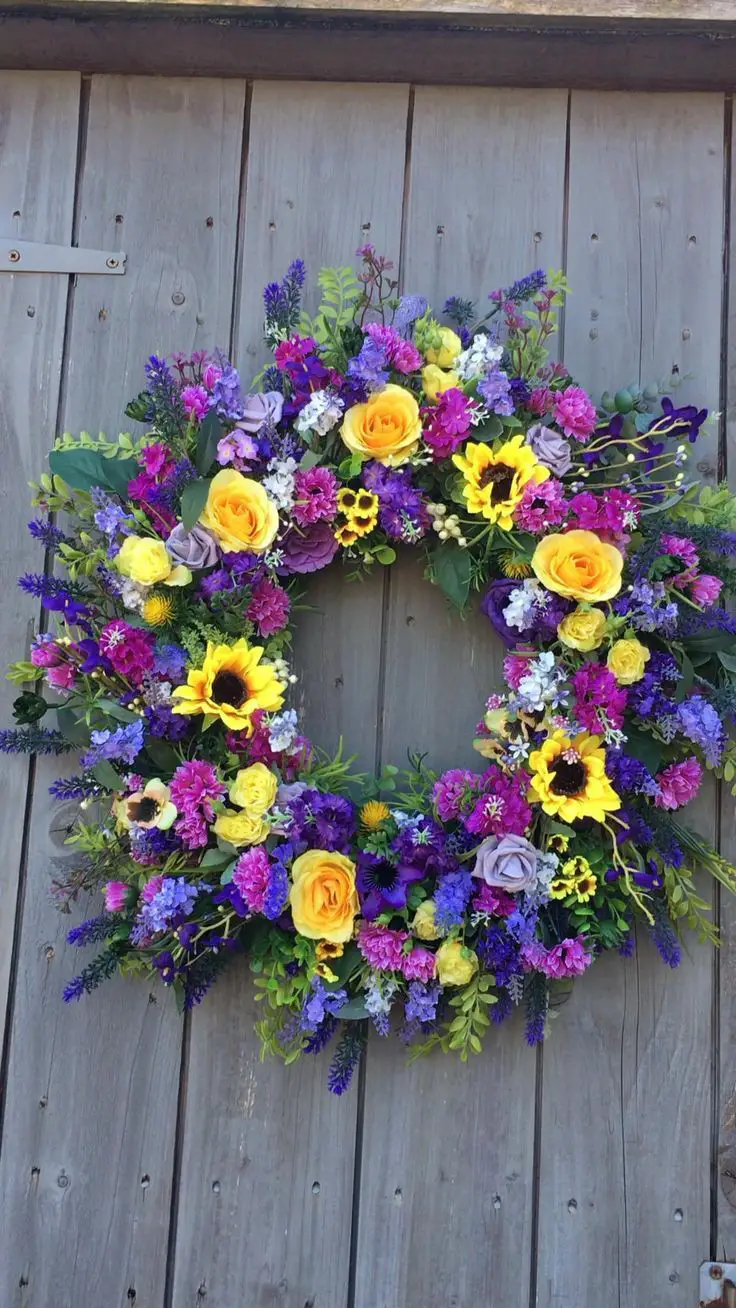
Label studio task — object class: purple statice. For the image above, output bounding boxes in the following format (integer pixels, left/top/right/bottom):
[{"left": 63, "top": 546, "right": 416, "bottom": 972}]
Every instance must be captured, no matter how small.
[
  {"left": 434, "top": 867, "right": 473, "bottom": 932},
  {"left": 49, "top": 773, "right": 101, "bottom": 801},
  {"left": 356, "top": 852, "right": 423, "bottom": 920},
  {"left": 492, "top": 988, "right": 513, "bottom": 1025},
  {"left": 649, "top": 898, "right": 681, "bottom": 967},
  {"left": 80, "top": 720, "right": 144, "bottom": 769},
  {"left": 135, "top": 876, "right": 200, "bottom": 937},
  {"left": 300, "top": 976, "right": 348, "bottom": 1033},
  {"left": 144, "top": 704, "right": 191, "bottom": 742},
  {"left": 347, "top": 335, "right": 389, "bottom": 392},
  {"left": 509, "top": 377, "right": 531, "bottom": 408},
  {"left": 152, "top": 643, "right": 188, "bottom": 682},
  {"left": 212, "top": 359, "right": 244, "bottom": 421},
  {"left": 28, "top": 518, "right": 69, "bottom": 550},
  {"left": 506, "top": 902, "right": 539, "bottom": 948},
  {"left": 0, "top": 727, "right": 70, "bottom": 755},
  {"left": 263, "top": 259, "right": 307, "bottom": 339},
  {"left": 404, "top": 981, "right": 440, "bottom": 1025},
  {"left": 677, "top": 695, "right": 725, "bottom": 766},
  {"left": 605, "top": 749, "right": 659, "bottom": 798},
  {"left": 477, "top": 926, "right": 522, "bottom": 985},
  {"left": 91, "top": 489, "right": 135, "bottom": 541},
  {"left": 361, "top": 462, "right": 429, "bottom": 542},
  {"left": 286, "top": 789, "right": 356, "bottom": 854},
  {"left": 66, "top": 915, "right": 116, "bottom": 947},
  {"left": 145, "top": 458, "right": 198, "bottom": 512},
  {"left": 477, "top": 364, "right": 514, "bottom": 416},
  {"left": 619, "top": 934, "right": 636, "bottom": 957},
  {"left": 199, "top": 568, "right": 233, "bottom": 600},
  {"left": 327, "top": 1025, "right": 367, "bottom": 1095},
  {"left": 63, "top": 947, "right": 120, "bottom": 1002},
  {"left": 677, "top": 606, "right": 736, "bottom": 640},
  {"left": 491, "top": 269, "right": 546, "bottom": 305},
  {"left": 614, "top": 580, "right": 678, "bottom": 636}
]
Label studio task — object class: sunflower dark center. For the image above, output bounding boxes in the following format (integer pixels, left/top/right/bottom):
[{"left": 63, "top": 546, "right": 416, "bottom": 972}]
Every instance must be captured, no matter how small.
[
  {"left": 131, "top": 796, "right": 159, "bottom": 823},
  {"left": 479, "top": 462, "right": 515, "bottom": 500},
  {"left": 550, "top": 758, "right": 587, "bottom": 797},
  {"left": 212, "top": 670, "right": 247, "bottom": 708}
]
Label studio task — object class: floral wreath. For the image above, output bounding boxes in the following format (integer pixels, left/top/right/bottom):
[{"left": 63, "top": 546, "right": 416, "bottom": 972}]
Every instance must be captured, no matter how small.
[{"left": 7, "top": 249, "right": 736, "bottom": 1094}]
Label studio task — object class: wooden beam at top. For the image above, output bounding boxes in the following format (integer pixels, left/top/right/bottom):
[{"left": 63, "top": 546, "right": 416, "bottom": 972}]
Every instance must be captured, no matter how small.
[{"left": 5, "top": 0, "right": 736, "bottom": 20}]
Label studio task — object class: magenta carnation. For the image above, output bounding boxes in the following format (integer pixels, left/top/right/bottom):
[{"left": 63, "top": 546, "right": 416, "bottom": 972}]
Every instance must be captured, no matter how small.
[
  {"left": 400, "top": 945, "right": 437, "bottom": 982},
  {"left": 515, "top": 477, "right": 567, "bottom": 534},
  {"left": 141, "top": 874, "right": 165, "bottom": 903},
  {"left": 104, "top": 880, "right": 129, "bottom": 912},
  {"left": 503, "top": 653, "right": 533, "bottom": 690},
  {"left": 292, "top": 466, "right": 339, "bottom": 526},
  {"left": 357, "top": 922, "right": 408, "bottom": 971},
  {"left": 472, "top": 883, "right": 516, "bottom": 917},
  {"left": 432, "top": 768, "right": 480, "bottom": 821},
  {"left": 690, "top": 573, "right": 722, "bottom": 607},
  {"left": 572, "top": 663, "right": 627, "bottom": 734},
  {"left": 660, "top": 533, "right": 699, "bottom": 571},
  {"left": 180, "top": 385, "right": 209, "bottom": 421},
  {"left": 233, "top": 846, "right": 272, "bottom": 912},
  {"left": 421, "top": 388, "right": 473, "bottom": 459},
  {"left": 522, "top": 936, "right": 592, "bottom": 978},
  {"left": 99, "top": 620, "right": 155, "bottom": 685},
  {"left": 139, "top": 442, "right": 174, "bottom": 477},
  {"left": 655, "top": 757, "right": 703, "bottom": 810},
  {"left": 247, "top": 578, "right": 290, "bottom": 636},
  {"left": 527, "top": 386, "right": 552, "bottom": 417},
  {"left": 365, "top": 322, "right": 423, "bottom": 374},
  {"left": 553, "top": 385, "right": 597, "bottom": 443},
  {"left": 568, "top": 488, "right": 639, "bottom": 541},
  {"left": 169, "top": 760, "right": 225, "bottom": 849},
  {"left": 464, "top": 766, "right": 532, "bottom": 838}
]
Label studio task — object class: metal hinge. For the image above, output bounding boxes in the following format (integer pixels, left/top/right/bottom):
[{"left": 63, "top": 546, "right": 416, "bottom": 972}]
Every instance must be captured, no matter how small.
[
  {"left": 0, "top": 240, "right": 126, "bottom": 275},
  {"left": 700, "top": 1261, "right": 736, "bottom": 1304}
]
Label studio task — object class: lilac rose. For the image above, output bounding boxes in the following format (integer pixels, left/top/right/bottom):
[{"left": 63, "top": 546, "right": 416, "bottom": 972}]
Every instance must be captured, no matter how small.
[
  {"left": 278, "top": 522, "right": 339, "bottom": 575},
  {"left": 472, "top": 834, "right": 538, "bottom": 893},
  {"left": 237, "top": 391, "right": 284, "bottom": 434},
  {"left": 165, "top": 523, "right": 219, "bottom": 570},
  {"left": 527, "top": 423, "right": 572, "bottom": 477}
]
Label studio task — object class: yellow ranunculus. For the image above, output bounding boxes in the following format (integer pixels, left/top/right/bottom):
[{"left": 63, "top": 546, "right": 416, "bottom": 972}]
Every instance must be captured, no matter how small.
[
  {"left": 607, "top": 638, "right": 651, "bottom": 685},
  {"left": 452, "top": 434, "right": 548, "bottom": 531},
  {"left": 200, "top": 468, "right": 279, "bottom": 554},
  {"left": 171, "top": 638, "right": 285, "bottom": 733},
  {"left": 422, "top": 364, "right": 460, "bottom": 403},
  {"left": 229, "top": 762, "right": 277, "bottom": 815},
  {"left": 557, "top": 605, "right": 608, "bottom": 652},
  {"left": 341, "top": 384, "right": 422, "bottom": 466},
  {"left": 289, "top": 849, "right": 358, "bottom": 943},
  {"left": 425, "top": 326, "right": 462, "bottom": 369},
  {"left": 436, "top": 938, "right": 478, "bottom": 986},
  {"left": 115, "top": 535, "right": 173, "bottom": 586},
  {"left": 532, "top": 529, "right": 623, "bottom": 602},
  {"left": 411, "top": 899, "right": 442, "bottom": 941},
  {"left": 528, "top": 728, "right": 621, "bottom": 824},
  {"left": 214, "top": 809, "right": 269, "bottom": 847}
]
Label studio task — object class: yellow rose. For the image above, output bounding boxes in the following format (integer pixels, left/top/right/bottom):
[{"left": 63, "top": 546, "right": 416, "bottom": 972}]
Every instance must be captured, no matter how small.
[
  {"left": 607, "top": 638, "right": 651, "bottom": 685},
  {"left": 422, "top": 364, "right": 460, "bottom": 403},
  {"left": 341, "top": 384, "right": 422, "bottom": 466},
  {"left": 425, "top": 327, "right": 462, "bottom": 369},
  {"left": 436, "top": 938, "right": 478, "bottom": 987},
  {"left": 213, "top": 809, "right": 269, "bottom": 847},
  {"left": 289, "top": 849, "right": 358, "bottom": 943},
  {"left": 412, "top": 899, "right": 442, "bottom": 941},
  {"left": 229, "top": 762, "right": 277, "bottom": 815},
  {"left": 532, "top": 529, "right": 623, "bottom": 602},
  {"left": 557, "top": 605, "right": 608, "bottom": 652},
  {"left": 115, "top": 535, "right": 172, "bottom": 586},
  {"left": 200, "top": 468, "right": 279, "bottom": 554}
]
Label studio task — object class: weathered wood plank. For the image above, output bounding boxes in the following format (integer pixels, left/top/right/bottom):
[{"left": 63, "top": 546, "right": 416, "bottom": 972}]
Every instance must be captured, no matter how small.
[
  {"left": 0, "top": 75, "right": 244, "bottom": 1308},
  {"left": 535, "top": 92, "right": 725, "bottom": 1308},
  {"left": 0, "top": 69, "right": 79, "bottom": 1058},
  {"left": 353, "top": 88, "right": 568, "bottom": 1308},
  {"left": 18, "top": 0, "right": 736, "bottom": 21},
  {"left": 169, "top": 82, "right": 410, "bottom": 1308}
]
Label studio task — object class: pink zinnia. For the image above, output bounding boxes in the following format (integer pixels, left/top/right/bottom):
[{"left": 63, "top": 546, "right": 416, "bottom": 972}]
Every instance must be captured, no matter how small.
[
  {"left": 401, "top": 945, "right": 437, "bottom": 982},
  {"left": 181, "top": 385, "right": 209, "bottom": 422},
  {"left": 233, "top": 846, "right": 272, "bottom": 913},
  {"left": 357, "top": 922, "right": 408, "bottom": 971},
  {"left": 515, "top": 478, "right": 567, "bottom": 534},
  {"left": 690, "top": 573, "right": 722, "bottom": 608},
  {"left": 432, "top": 768, "right": 480, "bottom": 821},
  {"left": 553, "top": 385, "right": 597, "bottom": 443},
  {"left": 169, "top": 759, "right": 225, "bottom": 821},
  {"left": 655, "top": 757, "right": 703, "bottom": 811},
  {"left": 247, "top": 579, "right": 290, "bottom": 637},
  {"left": 99, "top": 620, "right": 155, "bottom": 686},
  {"left": 292, "top": 466, "right": 339, "bottom": 526},
  {"left": 421, "top": 388, "right": 473, "bottom": 460},
  {"left": 104, "top": 880, "right": 130, "bottom": 912}
]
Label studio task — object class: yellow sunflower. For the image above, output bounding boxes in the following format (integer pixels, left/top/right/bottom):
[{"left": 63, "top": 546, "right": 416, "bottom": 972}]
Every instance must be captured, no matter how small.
[
  {"left": 171, "top": 638, "right": 285, "bottom": 733},
  {"left": 452, "top": 433, "right": 548, "bottom": 530},
  {"left": 528, "top": 729, "right": 621, "bottom": 823}
]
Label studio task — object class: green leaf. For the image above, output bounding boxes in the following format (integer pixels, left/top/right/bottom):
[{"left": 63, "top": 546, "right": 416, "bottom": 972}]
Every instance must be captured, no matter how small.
[
  {"left": 56, "top": 706, "right": 90, "bottom": 747},
  {"left": 374, "top": 546, "right": 397, "bottom": 566},
  {"left": 144, "top": 737, "right": 180, "bottom": 773},
  {"left": 49, "top": 447, "right": 138, "bottom": 496},
  {"left": 432, "top": 546, "right": 472, "bottom": 610},
  {"left": 195, "top": 411, "right": 223, "bottom": 476},
  {"left": 323, "top": 943, "right": 362, "bottom": 988},
  {"left": 337, "top": 455, "right": 363, "bottom": 481},
  {"left": 473, "top": 416, "right": 503, "bottom": 443},
  {"left": 676, "top": 650, "right": 695, "bottom": 701},
  {"left": 96, "top": 697, "right": 139, "bottom": 724},
  {"left": 219, "top": 858, "right": 240, "bottom": 885},
  {"left": 181, "top": 478, "right": 210, "bottom": 531},
  {"left": 717, "top": 650, "right": 736, "bottom": 674},
  {"left": 92, "top": 760, "right": 125, "bottom": 791},
  {"left": 199, "top": 848, "right": 233, "bottom": 869},
  {"left": 338, "top": 998, "right": 369, "bottom": 1020},
  {"left": 298, "top": 450, "right": 323, "bottom": 471},
  {"left": 623, "top": 726, "right": 663, "bottom": 775},
  {"left": 13, "top": 691, "right": 48, "bottom": 725}
]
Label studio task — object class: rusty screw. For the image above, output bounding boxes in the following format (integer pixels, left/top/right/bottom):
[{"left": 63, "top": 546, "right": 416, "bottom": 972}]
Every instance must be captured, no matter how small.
[{"left": 711, "top": 1264, "right": 724, "bottom": 1280}]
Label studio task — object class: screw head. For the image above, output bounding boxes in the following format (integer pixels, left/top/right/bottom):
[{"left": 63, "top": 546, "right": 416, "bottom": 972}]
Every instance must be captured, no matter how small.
[
  {"left": 105, "top": 257, "right": 119, "bottom": 269},
  {"left": 8, "top": 249, "right": 20, "bottom": 263}
]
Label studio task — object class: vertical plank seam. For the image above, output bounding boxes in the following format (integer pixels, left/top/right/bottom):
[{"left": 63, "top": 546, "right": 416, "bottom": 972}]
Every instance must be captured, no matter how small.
[
  {"left": 528, "top": 86, "right": 572, "bottom": 1308},
  {"left": 712, "top": 91, "right": 732, "bottom": 1262},
  {"left": 161, "top": 79, "right": 251, "bottom": 1308},
  {"left": 0, "top": 71, "right": 89, "bottom": 1155}
]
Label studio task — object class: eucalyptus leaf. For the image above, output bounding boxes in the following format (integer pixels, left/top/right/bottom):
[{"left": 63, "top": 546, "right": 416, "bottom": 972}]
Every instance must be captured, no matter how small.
[
  {"left": 717, "top": 650, "right": 736, "bottom": 674},
  {"left": 195, "top": 410, "right": 223, "bottom": 476},
  {"left": 299, "top": 450, "right": 323, "bottom": 471},
  {"left": 181, "top": 477, "right": 210, "bottom": 531},
  {"left": 338, "top": 998, "right": 369, "bottom": 1021}
]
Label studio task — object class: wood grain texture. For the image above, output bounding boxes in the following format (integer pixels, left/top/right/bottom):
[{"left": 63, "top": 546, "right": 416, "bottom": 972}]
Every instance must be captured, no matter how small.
[
  {"left": 352, "top": 88, "right": 567, "bottom": 1308},
  {"left": 535, "top": 92, "right": 726, "bottom": 1308},
  {"left": 17, "top": 0, "right": 736, "bottom": 21},
  {"left": 168, "top": 82, "right": 410, "bottom": 1308},
  {"left": 0, "top": 74, "right": 244, "bottom": 1308},
  {"left": 0, "top": 70, "right": 79, "bottom": 1053}
]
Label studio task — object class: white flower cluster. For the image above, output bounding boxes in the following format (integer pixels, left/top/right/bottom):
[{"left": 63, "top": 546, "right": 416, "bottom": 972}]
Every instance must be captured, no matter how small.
[
  {"left": 268, "top": 708, "right": 299, "bottom": 753},
  {"left": 455, "top": 333, "right": 503, "bottom": 382},
  {"left": 502, "top": 579, "right": 548, "bottom": 632},
  {"left": 515, "top": 652, "right": 568, "bottom": 713},
  {"left": 295, "top": 388, "right": 344, "bottom": 436},
  {"left": 263, "top": 456, "right": 299, "bottom": 511}
]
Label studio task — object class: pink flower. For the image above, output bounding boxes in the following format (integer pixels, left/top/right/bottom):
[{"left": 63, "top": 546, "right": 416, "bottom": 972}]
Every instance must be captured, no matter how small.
[
  {"left": 275, "top": 335, "right": 319, "bottom": 370},
  {"left": 464, "top": 766, "right": 532, "bottom": 838},
  {"left": 567, "top": 488, "right": 639, "bottom": 543},
  {"left": 472, "top": 883, "right": 516, "bottom": 917},
  {"left": 99, "top": 620, "right": 155, "bottom": 686},
  {"left": 655, "top": 757, "right": 703, "bottom": 810},
  {"left": 292, "top": 466, "right": 339, "bottom": 526},
  {"left": 203, "top": 362, "right": 222, "bottom": 390},
  {"left": 216, "top": 430, "right": 259, "bottom": 469},
  {"left": 528, "top": 386, "right": 552, "bottom": 417},
  {"left": 515, "top": 478, "right": 567, "bottom": 534},
  {"left": 169, "top": 760, "right": 225, "bottom": 849},
  {"left": 421, "top": 388, "right": 473, "bottom": 459},
  {"left": 46, "top": 663, "right": 77, "bottom": 691},
  {"left": 233, "top": 846, "right": 272, "bottom": 913},
  {"left": 690, "top": 573, "right": 722, "bottom": 607},
  {"left": 141, "top": 874, "right": 165, "bottom": 903},
  {"left": 521, "top": 936, "right": 592, "bottom": 978},
  {"left": 553, "top": 385, "right": 597, "bottom": 443},
  {"left": 139, "top": 442, "right": 173, "bottom": 477},
  {"left": 30, "top": 638, "right": 64, "bottom": 668},
  {"left": 660, "top": 533, "right": 699, "bottom": 571},
  {"left": 247, "top": 579, "right": 290, "bottom": 637},
  {"left": 173, "top": 812, "right": 209, "bottom": 849},
  {"left": 503, "top": 653, "right": 533, "bottom": 689},
  {"left": 400, "top": 945, "right": 437, "bottom": 982},
  {"left": 365, "top": 322, "right": 422, "bottom": 374},
  {"left": 357, "top": 922, "right": 408, "bottom": 971},
  {"left": 104, "top": 880, "right": 130, "bottom": 912},
  {"left": 572, "top": 663, "right": 627, "bottom": 733},
  {"left": 432, "top": 768, "right": 480, "bottom": 821},
  {"left": 181, "top": 385, "right": 210, "bottom": 421}
]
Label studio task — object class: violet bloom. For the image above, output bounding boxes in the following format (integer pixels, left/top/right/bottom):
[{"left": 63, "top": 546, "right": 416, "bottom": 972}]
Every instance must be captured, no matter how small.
[
  {"left": 481, "top": 579, "right": 533, "bottom": 646},
  {"left": 292, "top": 466, "right": 339, "bottom": 526},
  {"left": 278, "top": 522, "right": 339, "bottom": 575},
  {"left": 526, "top": 423, "right": 572, "bottom": 477},
  {"left": 356, "top": 852, "right": 424, "bottom": 920}
]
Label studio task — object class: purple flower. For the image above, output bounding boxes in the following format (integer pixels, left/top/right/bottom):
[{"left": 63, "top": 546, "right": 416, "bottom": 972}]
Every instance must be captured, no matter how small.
[
  {"left": 526, "top": 423, "right": 572, "bottom": 477},
  {"left": 434, "top": 867, "right": 473, "bottom": 931},
  {"left": 300, "top": 976, "right": 348, "bottom": 1033},
  {"left": 404, "top": 981, "right": 440, "bottom": 1025},
  {"left": 152, "top": 643, "right": 188, "bottom": 682},
  {"left": 287, "top": 788, "right": 356, "bottom": 853},
  {"left": 477, "top": 365, "right": 514, "bottom": 415},
  {"left": 165, "top": 523, "right": 219, "bottom": 570},
  {"left": 278, "top": 522, "right": 339, "bottom": 575},
  {"left": 677, "top": 695, "right": 725, "bottom": 766},
  {"left": 81, "top": 720, "right": 144, "bottom": 769},
  {"left": 481, "top": 579, "right": 532, "bottom": 646},
  {"left": 212, "top": 359, "right": 244, "bottom": 420},
  {"left": 134, "top": 877, "right": 200, "bottom": 937},
  {"left": 347, "top": 336, "right": 389, "bottom": 391},
  {"left": 356, "top": 852, "right": 423, "bottom": 920}
]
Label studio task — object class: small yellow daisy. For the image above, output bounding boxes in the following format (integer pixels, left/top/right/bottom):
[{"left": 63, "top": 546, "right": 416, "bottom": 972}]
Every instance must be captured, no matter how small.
[
  {"left": 360, "top": 800, "right": 391, "bottom": 830},
  {"left": 142, "top": 592, "right": 175, "bottom": 626}
]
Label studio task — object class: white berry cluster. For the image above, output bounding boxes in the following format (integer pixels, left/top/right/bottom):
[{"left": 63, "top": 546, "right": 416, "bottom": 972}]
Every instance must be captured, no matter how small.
[{"left": 426, "top": 502, "right": 467, "bottom": 548}]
